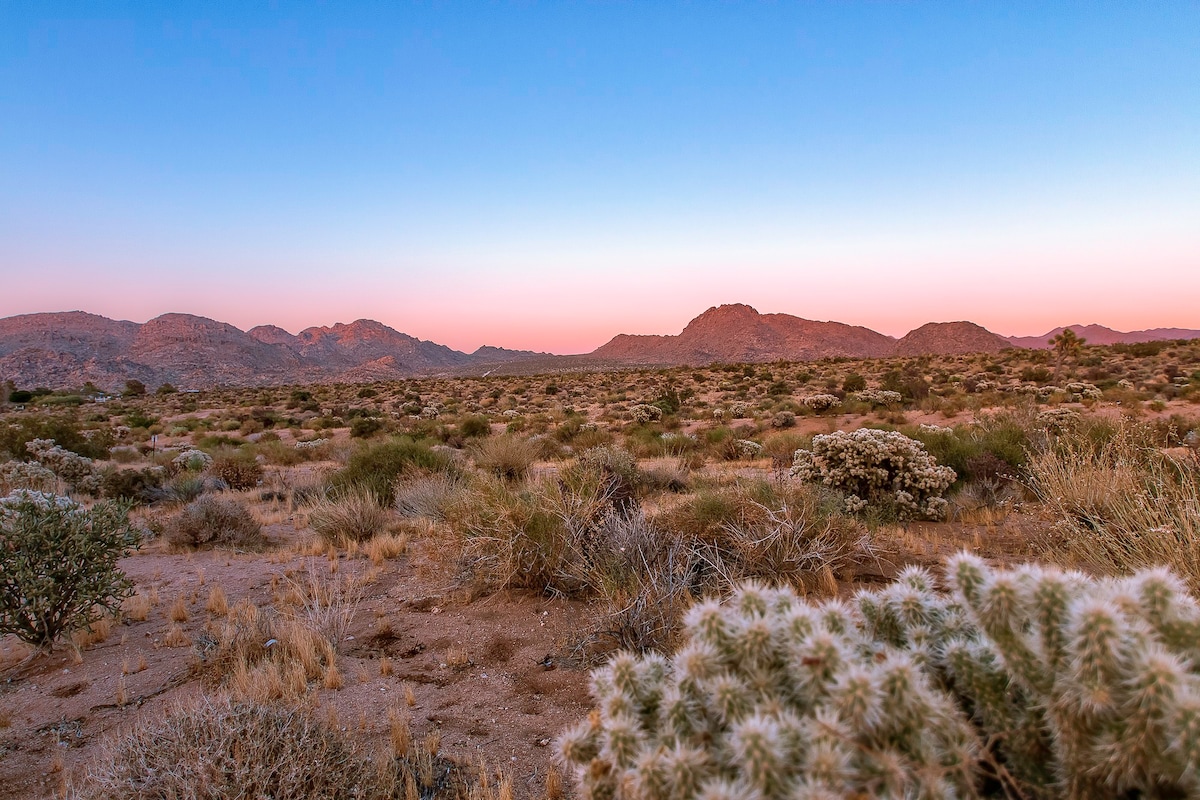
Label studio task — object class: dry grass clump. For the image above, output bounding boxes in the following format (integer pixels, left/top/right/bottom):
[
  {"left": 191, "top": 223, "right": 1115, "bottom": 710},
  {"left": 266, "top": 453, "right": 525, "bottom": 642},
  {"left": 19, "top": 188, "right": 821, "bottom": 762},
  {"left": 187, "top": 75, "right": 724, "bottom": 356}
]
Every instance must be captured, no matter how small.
[
  {"left": 75, "top": 696, "right": 391, "bottom": 799},
  {"left": 394, "top": 472, "right": 463, "bottom": 520},
  {"left": 1029, "top": 421, "right": 1200, "bottom": 589},
  {"left": 165, "top": 495, "right": 264, "bottom": 551},
  {"left": 308, "top": 485, "right": 389, "bottom": 545},
  {"left": 472, "top": 435, "right": 539, "bottom": 481}
]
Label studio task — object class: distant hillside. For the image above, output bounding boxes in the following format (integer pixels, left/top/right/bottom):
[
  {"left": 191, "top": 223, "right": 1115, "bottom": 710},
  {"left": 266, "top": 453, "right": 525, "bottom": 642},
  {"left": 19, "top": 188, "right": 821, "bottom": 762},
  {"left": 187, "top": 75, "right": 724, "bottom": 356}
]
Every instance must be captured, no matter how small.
[
  {"left": 589, "top": 304, "right": 897, "bottom": 364},
  {"left": 2, "top": 306, "right": 1197, "bottom": 389},
  {"left": 0, "top": 312, "right": 544, "bottom": 390},
  {"left": 1007, "top": 324, "right": 1200, "bottom": 349},
  {"left": 894, "top": 322, "right": 1013, "bottom": 356}
]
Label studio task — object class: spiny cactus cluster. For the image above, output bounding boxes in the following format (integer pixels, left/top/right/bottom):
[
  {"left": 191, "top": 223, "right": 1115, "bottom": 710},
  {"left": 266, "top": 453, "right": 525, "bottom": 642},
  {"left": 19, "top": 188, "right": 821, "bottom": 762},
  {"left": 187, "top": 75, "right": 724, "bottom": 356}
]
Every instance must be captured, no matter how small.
[
  {"left": 24, "top": 438, "right": 96, "bottom": 492},
  {"left": 791, "top": 428, "right": 955, "bottom": 519},
  {"left": 559, "top": 556, "right": 1200, "bottom": 799},
  {"left": 630, "top": 404, "right": 665, "bottom": 424},
  {"left": 802, "top": 394, "right": 841, "bottom": 413},
  {"left": 854, "top": 389, "right": 904, "bottom": 406}
]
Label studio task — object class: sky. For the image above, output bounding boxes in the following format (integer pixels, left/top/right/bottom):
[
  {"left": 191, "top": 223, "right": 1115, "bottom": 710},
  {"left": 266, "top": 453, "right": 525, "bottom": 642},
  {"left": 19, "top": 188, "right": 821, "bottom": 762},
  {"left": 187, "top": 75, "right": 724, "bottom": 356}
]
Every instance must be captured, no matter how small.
[{"left": 2, "top": 3, "right": 1198, "bottom": 354}]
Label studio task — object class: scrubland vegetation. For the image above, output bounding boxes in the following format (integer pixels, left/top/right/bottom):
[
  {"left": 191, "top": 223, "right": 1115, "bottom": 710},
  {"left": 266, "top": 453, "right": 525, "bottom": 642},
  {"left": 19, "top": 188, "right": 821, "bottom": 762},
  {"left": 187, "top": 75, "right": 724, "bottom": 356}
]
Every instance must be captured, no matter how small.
[{"left": 1, "top": 336, "right": 1199, "bottom": 798}]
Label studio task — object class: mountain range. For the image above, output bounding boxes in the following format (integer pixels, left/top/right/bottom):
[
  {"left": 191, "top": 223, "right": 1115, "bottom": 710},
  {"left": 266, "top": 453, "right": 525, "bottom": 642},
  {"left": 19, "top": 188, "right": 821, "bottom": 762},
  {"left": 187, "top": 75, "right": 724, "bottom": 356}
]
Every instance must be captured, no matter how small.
[{"left": 1, "top": 305, "right": 1196, "bottom": 390}]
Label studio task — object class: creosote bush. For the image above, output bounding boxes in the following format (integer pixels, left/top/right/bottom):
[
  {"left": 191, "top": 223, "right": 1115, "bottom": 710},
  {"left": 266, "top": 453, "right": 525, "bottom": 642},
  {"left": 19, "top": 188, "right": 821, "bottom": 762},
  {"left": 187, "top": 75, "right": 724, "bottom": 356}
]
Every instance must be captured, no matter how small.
[
  {"left": 561, "top": 557, "right": 1200, "bottom": 800},
  {"left": 792, "top": 427, "right": 955, "bottom": 519},
  {"left": 166, "top": 495, "right": 264, "bottom": 551},
  {"left": 0, "top": 490, "right": 137, "bottom": 649}
]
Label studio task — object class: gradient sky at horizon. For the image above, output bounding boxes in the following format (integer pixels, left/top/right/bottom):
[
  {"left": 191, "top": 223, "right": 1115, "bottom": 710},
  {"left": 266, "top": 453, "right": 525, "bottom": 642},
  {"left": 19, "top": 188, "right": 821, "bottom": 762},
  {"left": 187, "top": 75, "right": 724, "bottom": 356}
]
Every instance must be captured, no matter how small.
[{"left": 2, "top": 3, "right": 1198, "bottom": 353}]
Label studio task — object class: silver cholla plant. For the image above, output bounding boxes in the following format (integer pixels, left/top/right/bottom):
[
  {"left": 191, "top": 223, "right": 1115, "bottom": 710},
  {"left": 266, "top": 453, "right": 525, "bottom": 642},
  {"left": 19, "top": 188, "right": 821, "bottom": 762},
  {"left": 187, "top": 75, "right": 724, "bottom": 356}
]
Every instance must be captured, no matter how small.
[
  {"left": 802, "top": 394, "right": 841, "bottom": 412},
  {"left": 790, "top": 428, "right": 955, "bottom": 520},
  {"left": 559, "top": 557, "right": 1200, "bottom": 799},
  {"left": 630, "top": 404, "right": 664, "bottom": 424}
]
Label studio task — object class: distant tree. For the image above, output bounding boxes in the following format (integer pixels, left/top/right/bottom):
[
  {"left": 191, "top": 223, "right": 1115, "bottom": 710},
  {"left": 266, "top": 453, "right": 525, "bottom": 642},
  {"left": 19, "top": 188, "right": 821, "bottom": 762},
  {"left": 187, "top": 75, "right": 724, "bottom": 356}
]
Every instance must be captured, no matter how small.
[
  {"left": 122, "top": 379, "right": 147, "bottom": 397},
  {"left": 156, "top": 383, "right": 177, "bottom": 395},
  {"left": 1050, "top": 328, "right": 1086, "bottom": 379}
]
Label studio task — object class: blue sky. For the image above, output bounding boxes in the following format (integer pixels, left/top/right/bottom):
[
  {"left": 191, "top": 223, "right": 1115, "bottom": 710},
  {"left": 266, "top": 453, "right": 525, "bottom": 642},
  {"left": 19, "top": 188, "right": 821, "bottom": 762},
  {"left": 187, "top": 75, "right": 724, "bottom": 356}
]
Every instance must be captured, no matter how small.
[{"left": 2, "top": 3, "right": 1198, "bottom": 352}]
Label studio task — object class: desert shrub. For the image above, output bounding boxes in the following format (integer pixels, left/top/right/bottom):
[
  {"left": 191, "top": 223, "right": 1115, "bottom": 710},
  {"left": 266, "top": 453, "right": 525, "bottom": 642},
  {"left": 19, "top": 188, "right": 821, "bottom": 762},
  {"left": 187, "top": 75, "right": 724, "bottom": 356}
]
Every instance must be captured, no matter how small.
[
  {"left": 0, "top": 414, "right": 112, "bottom": 460},
  {"left": 564, "top": 445, "right": 641, "bottom": 515},
  {"left": 458, "top": 414, "right": 491, "bottom": 438},
  {"left": 560, "top": 557, "right": 1200, "bottom": 799},
  {"left": 349, "top": 415, "right": 384, "bottom": 438},
  {"left": 166, "top": 495, "right": 264, "bottom": 551},
  {"left": 97, "top": 465, "right": 167, "bottom": 504},
  {"left": 0, "top": 491, "right": 137, "bottom": 649},
  {"left": 1028, "top": 421, "right": 1200, "bottom": 589},
  {"left": 162, "top": 472, "right": 207, "bottom": 504},
  {"left": 208, "top": 452, "right": 263, "bottom": 490},
  {"left": 330, "top": 436, "right": 450, "bottom": 505},
  {"left": 689, "top": 485, "right": 868, "bottom": 593},
  {"left": 638, "top": 457, "right": 691, "bottom": 494},
  {"left": 78, "top": 696, "right": 391, "bottom": 799},
  {"left": 472, "top": 434, "right": 539, "bottom": 481},
  {"left": 308, "top": 486, "right": 389, "bottom": 545},
  {"left": 791, "top": 428, "right": 956, "bottom": 519},
  {"left": 393, "top": 472, "right": 464, "bottom": 520}
]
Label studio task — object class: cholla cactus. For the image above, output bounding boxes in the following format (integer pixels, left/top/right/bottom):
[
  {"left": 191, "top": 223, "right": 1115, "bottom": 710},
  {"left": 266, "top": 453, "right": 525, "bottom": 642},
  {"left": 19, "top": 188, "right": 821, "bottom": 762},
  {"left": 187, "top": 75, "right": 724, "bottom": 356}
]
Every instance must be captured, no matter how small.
[
  {"left": 171, "top": 448, "right": 212, "bottom": 472},
  {"left": 1065, "top": 382, "right": 1103, "bottom": 401},
  {"left": 421, "top": 405, "right": 441, "bottom": 419},
  {"left": 1036, "top": 408, "right": 1080, "bottom": 433},
  {"left": 630, "top": 404, "right": 664, "bottom": 424},
  {"left": 0, "top": 460, "right": 58, "bottom": 493},
  {"left": 790, "top": 428, "right": 955, "bottom": 520},
  {"left": 728, "top": 402, "right": 752, "bottom": 418},
  {"left": 25, "top": 438, "right": 95, "bottom": 491},
  {"left": 734, "top": 439, "right": 763, "bottom": 459},
  {"left": 559, "top": 579, "right": 980, "bottom": 800},
  {"left": 854, "top": 389, "right": 904, "bottom": 407},
  {"left": 560, "top": 558, "right": 1200, "bottom": 800},
  {"left": 803, "top": 394, "right": 841, "bottom": 413}
]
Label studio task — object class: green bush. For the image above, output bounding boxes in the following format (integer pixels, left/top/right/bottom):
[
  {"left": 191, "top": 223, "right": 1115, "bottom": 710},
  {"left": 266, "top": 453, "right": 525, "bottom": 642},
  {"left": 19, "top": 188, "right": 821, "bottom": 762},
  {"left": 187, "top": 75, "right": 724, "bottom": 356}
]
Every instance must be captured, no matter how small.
[
  {"left": 330, "top": 436, "right": 451, "bottom": 505},
  {"left": 560, "top": 557, "right": 1200, "bottom": 799},
  {"left": 0, "top": 491, "right": 137, "bottom": 649}
]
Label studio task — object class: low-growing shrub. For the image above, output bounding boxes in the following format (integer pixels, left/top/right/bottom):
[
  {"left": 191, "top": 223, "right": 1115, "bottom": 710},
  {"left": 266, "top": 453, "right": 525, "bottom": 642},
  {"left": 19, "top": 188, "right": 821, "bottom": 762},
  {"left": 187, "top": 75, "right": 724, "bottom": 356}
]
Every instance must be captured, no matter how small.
[
  {"left": 792, "top": 428, "right": 955, "bottom": 519},
  {"left": 97, "top": 465, "right": 167, "bottom": 504},
  {"left": 0, "top": 490, "right": 137, "bottom": 648},
  {"left": 308, "top": 486, "right": 389, "bottom": 545},
  {"left": 472, "top": 434, "right": 539, "bottom": 482},
  {"left": 560, "top": 556, "right": 1200, "bottom": 799},
  {"left": 166, "top": 495, "right": 264, "bottom": 550},
  {"left": 208, "top": 452, "right": 263, "bottom": 490},
  {"left": 330, "top": 436, "right": 451, "bottom": 505},
  {"left": 78, "top": 697, "right": 392, "bottom": 799}
]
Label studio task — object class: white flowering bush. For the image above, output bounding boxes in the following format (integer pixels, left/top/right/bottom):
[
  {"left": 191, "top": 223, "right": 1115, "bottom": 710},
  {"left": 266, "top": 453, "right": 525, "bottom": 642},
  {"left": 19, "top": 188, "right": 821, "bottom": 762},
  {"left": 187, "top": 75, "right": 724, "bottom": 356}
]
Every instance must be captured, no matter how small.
[
  {"left": 791, "top": 428, "right": 955, "bottom": 519},
  {"left": 0, "top": 490, "right": 137, "bottom": 648},
  {"left": 802, "top": 394, "right": 841, "bottom": 413},
  {"left": 630, "top": 404, "right": 663, "bottom": 424},
  {"left": 171, "top": 448, "right": 212, "bottom": 472},
  {"left": 854, "top": 389, "right": 903, "bottom": 407}
]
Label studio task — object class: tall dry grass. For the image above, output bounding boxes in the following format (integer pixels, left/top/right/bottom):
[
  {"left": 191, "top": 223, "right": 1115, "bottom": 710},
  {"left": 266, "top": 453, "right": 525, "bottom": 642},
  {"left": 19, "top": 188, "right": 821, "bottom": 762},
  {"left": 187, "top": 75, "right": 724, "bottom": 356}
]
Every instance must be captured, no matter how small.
[
  {"left": 1028, "top": 422, "right": 1200, "bottom": 589},
  {"left": 307, "top": 486, "right": 388, "bottom": 545}
]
